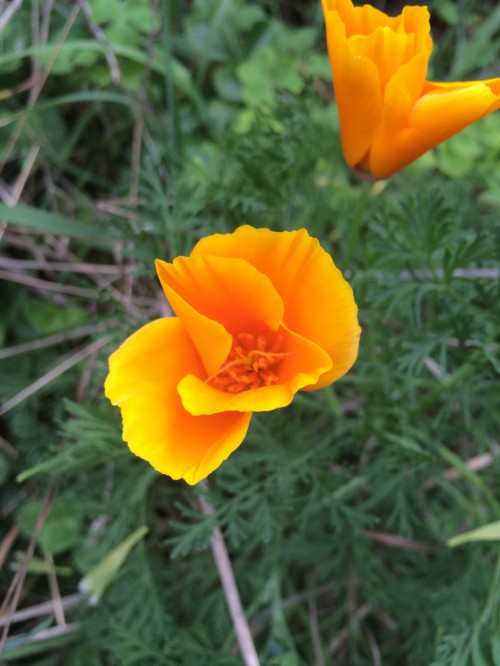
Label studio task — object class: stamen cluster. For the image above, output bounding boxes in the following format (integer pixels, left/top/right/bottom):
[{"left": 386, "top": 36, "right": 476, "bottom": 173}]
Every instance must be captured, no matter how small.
[{"left": 207, "top": 333, "right": 286, "bottom": 393}]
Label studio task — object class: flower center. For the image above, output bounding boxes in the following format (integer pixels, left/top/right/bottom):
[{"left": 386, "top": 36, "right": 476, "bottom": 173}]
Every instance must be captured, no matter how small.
[{"left": 205, "top": 333, "right": 290, "bottom": 394}]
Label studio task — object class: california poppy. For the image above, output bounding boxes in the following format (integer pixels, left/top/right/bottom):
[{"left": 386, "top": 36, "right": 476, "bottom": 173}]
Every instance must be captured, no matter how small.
[
  {"left": 105, "top": 226, "right": 360, "bottom": 485},
  {"left": 321, "top": 0, "right": 500, "bottom": 179}
]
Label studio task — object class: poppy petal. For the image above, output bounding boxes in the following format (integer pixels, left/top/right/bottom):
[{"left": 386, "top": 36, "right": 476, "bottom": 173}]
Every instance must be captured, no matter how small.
[
  {"left": 156, "top": 255, "right": 284, "bottom": 333},
  {"left": 370, "top": 80, "right": 500, "bottom": 179},
  {"left": 385, "top": 51, "right": 429, "bottom": 107},
  {"left": 323, "top": 7, "right": 383, "bottom": 166},
  {"left": 191, "top": 226, "right": 360, "bottom": 391},
  {"left": 154, "top": 281, "right": 232, "bottom": 378},
  {"left": 324, "top": 0, "right": 431, "bottom": 46},
  {"left": 323, "top": 0, "right": 394, "bottom": 37},
  {"left": 156, "top": 255, "right": 284, "bottom": 376},
  {"left": 178, "top": 325, "right": 332, "bottom": 416},
  {"left": 423, "top": 77, "right": 500, "bottom": 110},
  {"left": 104, "top": 318, "right": 252, "bottom": 485},
  {"left": 348, "top": 27, "right": 425, "bottom": 95}
]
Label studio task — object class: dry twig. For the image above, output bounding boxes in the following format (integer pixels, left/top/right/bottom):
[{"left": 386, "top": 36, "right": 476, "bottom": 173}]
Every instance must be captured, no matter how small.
[
  {"left": 4, "top": 623, "right": 80, "bottom": 649},
  {"left": 0, "top": 268, "right": 98, "bottom": 298},
  {"left": 365, "top": 627, "right": 382, "bottom": 666},
  {"left": 0, "top": 594, "right": 82, "bottom": 629},
  {"left": 0, "top": 0, "right": 24, "bottom": 33},
  {"left": 364, "top": 531, "right": 434, "bottom": 553},
  {"left": 0, "top": 322, "right": 112, "bottom": 361},
  {"left": 0, "top": 258, "right": 135, "bottom": 274},
  {"left": 130, "top": 117, "right": 143, "bottom": 200},
  {"left": 81, "top": 0, "right": 121, "bottom": 84},
  {"left": 0, "top": 0, "right": 84, "bottom": 172},
  {"left": 425, "top": 450, "right": 498, "bottom": 490},
  {"left": 0, "top": 485, "right": 56, "bottom": 655},
  {"left": 0, "top": 526, "right": 20, "bottom": 570},
  {"left": 45, "top": 554, "right": 66, "bottom": 626},
  {"left": 198, "top": 490, "right": 260, "bottom": 666},
  {"left": 308, "top": 582, "right": 326, "bottom": 666},
  {"left": 0, "top": 336, "right": 110, "bottom": 417},
  {"left": 329, "top": 604, "right": 370, "bottom": 653},
  {"left": 0, "top": 144, "right": 40, "bottom": 206}
]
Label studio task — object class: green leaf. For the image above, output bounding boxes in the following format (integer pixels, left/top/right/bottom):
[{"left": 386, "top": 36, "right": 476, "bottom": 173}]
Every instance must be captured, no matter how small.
[
  {"left": 237, "top": 46, "right": 304, "bottom": 109},
  {"left": 1, "top": 620, "right": 80, "bottom": 661},
  {"left": 491, "top": 635, "right": 500, "bottom": 664},
  {"left": 437, "top": 445, "right": 500, "bottom": 514},
  {"left": 16, "top": 497, "right": 83, "bottom": 556},
  {"left": 25, "top": 301, "right": 87, "bottom": 335},
  {"left": 448, "top": 521, "right": 500, "bottom": 547},
  {"left": 434, "top": 0, "right": 460, "bottom": 25},
  {"left": 0, "top": 204, "right": 119, "bottom": 241},
  {"left": 79, "top": 526, "right": 149, "bottom": 604},
  {"left": 385, "top": 432, "right": 432, "bottom": 458},
  {"left": 11, "top": 554, "right": 73, "bottom": 576}
]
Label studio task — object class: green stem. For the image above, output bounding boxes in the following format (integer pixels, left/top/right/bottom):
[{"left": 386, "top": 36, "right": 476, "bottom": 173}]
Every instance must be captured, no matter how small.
[
  {"left": 196, "top": 0, "right": 231, "bottom": 90},
  {"left": 344, "top": 182, "right": 371, "bottom": 266},
  {"left": 323, "top": 384, "right": 342, "bottom": 419},
  {"left": 162, "top": 0, "right": 179, "bottom": 164}
]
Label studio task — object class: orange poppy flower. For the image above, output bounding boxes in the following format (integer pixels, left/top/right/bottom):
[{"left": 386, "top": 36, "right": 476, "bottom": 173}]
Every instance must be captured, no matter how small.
[
  {"left": 105, "top": 226, "right": 360, "bottom": 485},
  {"left": 321, "top": 0, "right": 500, "bottom": 179}
]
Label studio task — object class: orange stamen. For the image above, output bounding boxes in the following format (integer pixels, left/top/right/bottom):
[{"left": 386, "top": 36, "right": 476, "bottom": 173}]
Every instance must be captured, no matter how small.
[{"left": 205, "top": 333, "right": 294, "bottom": 393}]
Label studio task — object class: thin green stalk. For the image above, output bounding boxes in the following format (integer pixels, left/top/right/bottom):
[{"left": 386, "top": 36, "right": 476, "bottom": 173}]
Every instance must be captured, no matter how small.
[
  {"left": 480, "top": 555, "right": 500, "bottom": 624},
  {"left": 343, "top": 182, "right": 371, "bottom": 266},
  {"left": 162, "top": 0, "right": 179, "bottom": 163},
  {"left": 196, "top": 0, "right": 231, "bottom": 90},
  {"left": 323, "top": 384, "right": 342, "bottom": 419}
]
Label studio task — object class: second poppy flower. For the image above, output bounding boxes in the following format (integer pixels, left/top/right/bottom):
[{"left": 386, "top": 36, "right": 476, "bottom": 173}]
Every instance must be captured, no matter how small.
[{"left": 321, "top": 0, "right": 500, "bottom": 179}]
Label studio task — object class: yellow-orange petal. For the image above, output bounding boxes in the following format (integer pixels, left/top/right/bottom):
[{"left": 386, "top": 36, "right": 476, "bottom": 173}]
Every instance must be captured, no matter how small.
[
  {"left": 398, "top": 6, "right": 433, "bottom": 56},
  {"left": 156, "top": 255, "right": 284, "bottom": 376},
  {"left": 369, "top": 80, "right": 500, "bottom": 179},
  {"left": 336, "top": 42, "right": 384, "bottom": 167},
  {"left": 323, "top": 0, "right": 431, "bottom": 46},
  {"left": 323, "top": 0, "right": 394, "bottom": 37},
  {"left": 191, "top": 226, "right": 361, "bottom": 391},
  {"left": 156, "top": 279, "right": 232, "bottom": 377},
  {"left": 323, "top": 7, "right": 383, "bottom": 166},
  {"left": 156, "top": 255, "right": 284, "bottom": 333},
  {"left": 348, "top": 27, "right": 423, "bottom": 95},
  {"left": 422, "top": 77, "right": 500, "bottom": 111},
  {"left": 104, "top": 318, "right": 251, "bottom": 485},
  {"left": 384, "top": 50, "right": 429, "bottom": 109},
  {"left": 178, "top": 324, "right": 332, "bottom": 416}
]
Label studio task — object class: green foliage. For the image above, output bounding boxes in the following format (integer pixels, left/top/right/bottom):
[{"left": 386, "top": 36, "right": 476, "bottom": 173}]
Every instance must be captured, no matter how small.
[
  {"left": 1, "top": 0, "right": 500, "bottom": 664},
  {"left": 16, "top": 497, "right": 83, "bottom": 557},
  {"left": 448, "top": 521, "right": 500, "bottom": 547}
]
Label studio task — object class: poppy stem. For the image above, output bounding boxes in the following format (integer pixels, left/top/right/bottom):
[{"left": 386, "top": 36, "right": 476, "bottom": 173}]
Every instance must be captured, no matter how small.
[
  {"left": 323, "top": 385, "right": 342, "bottom": 418},
  {"left": 343, "top": 182, "right": 371, "bottom": 266},
  {"left": 198, "top": 487, "right": 261, "bottom": 666},
  {"left": 162, "top": 0, "right": 180, "bottom": 164}
]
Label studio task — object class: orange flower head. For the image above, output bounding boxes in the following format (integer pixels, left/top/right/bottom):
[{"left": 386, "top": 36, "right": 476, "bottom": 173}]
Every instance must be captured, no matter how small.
[
  {"left": 321, "top": 0, "right": 500, "bottom": 179},
  {"left": 105, "top": 226, "right": 361, "bottom": 485}
]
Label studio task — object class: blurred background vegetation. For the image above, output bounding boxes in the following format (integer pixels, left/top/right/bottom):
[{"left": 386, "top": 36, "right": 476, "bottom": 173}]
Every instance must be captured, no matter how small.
[{"left": 0, "top": 0, "right": 499, "bottom": 664}]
